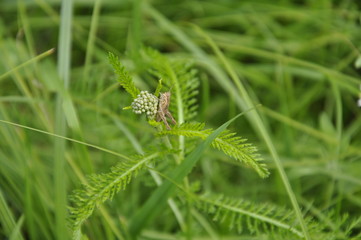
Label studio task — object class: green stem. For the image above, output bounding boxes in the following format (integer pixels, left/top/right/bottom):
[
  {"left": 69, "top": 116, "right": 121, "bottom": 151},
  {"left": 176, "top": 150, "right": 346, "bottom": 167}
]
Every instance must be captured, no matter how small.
[
  {"left": 163, "top": 51, "right": 191, "bottom": 237},
  {"left": 143, "top": 5, "right": 310, "bottom": 239},
  {"left": 196, "top": 27, "right": 311, "bottom": 240}
]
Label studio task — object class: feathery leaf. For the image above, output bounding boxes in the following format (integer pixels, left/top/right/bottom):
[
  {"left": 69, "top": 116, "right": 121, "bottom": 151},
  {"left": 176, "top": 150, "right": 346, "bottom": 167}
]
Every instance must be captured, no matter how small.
[
  {"left": 68, "top": 152, "right": 160, "bottom": 240},
  {"left": 194, "top": 193, "right": 358, "bottom": 239},
  {"left": 108, "top": 52, "right": 140, "bottom": 99},
  {"left": 156, "top": 122, "right": 269, "bottom": 178},
  {"left": 142, "top": 47, "right": 199, "bottom": 122},
  {"left": 195, "top": 193, "right": 305, "bottom": 238}
]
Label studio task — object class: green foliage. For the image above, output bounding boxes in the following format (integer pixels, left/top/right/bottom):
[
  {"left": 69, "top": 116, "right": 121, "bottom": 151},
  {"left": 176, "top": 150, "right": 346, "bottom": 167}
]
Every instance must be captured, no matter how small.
[
  {"left": 108, "top": 52, "right": 140, "bottom": 99},
  {"left": 69, "top": 49, "right": 268, "bottom": 238},
  {"left": 142, "top": 47, "right": 199, "bottom": 122},
  {"left": 1, "top": 1, "right": 360, "bottom": 239},
  {"left": 195, "top": 192, "right": 361, "bottom": 239},
  {"left": 194, "top": 194, "right": 361, "bottom": 240},
  {"left": 195, "top": 193, "right": 306, "bottom": 238},
  {"left": 156, "top": 122, "right": 269, "bottom": 178},
  {"left": 174, "top": 61, "right": 199, "bottom": 121},
  {"left": 154, "top": 78, "right": 163, "bottom": 97},
  {"left": 68, "top": 152, "right": 160, "bottom": 240},
  {"left": 128, "top": 112, "right": 246, "bottom": 237}
]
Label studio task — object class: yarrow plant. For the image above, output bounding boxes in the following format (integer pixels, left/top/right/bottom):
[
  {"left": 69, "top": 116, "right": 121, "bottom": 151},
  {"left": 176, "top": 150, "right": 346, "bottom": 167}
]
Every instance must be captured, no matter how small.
[
  {"left": 67, "top": 49, "right": 346, "bottom": 240},
  {"left": 131, "top": 90, "right": 158, "bottom": 117}
]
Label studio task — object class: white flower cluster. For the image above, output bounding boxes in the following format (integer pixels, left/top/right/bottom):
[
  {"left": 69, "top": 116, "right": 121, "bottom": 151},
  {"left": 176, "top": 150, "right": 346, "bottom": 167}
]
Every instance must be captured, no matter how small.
[{"left": 131, "top": 91, "right": 158, "bottom": 118}]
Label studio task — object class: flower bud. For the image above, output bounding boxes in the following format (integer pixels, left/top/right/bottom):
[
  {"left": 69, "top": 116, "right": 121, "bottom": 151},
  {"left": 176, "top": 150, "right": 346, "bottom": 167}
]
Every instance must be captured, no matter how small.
[{"left": 131, "top": 91, "right": 159, "bottom": 118}]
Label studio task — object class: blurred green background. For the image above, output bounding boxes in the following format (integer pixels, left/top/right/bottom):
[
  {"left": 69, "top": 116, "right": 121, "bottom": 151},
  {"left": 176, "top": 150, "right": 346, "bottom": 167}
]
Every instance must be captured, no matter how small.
[{"left": 0, "top": 0, "right": 361, "bottom": 239}]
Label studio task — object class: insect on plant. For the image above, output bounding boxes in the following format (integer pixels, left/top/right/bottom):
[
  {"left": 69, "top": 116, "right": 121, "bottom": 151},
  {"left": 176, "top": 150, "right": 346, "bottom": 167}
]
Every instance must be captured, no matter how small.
[
  {"left": 156, "top": 91, "right": 177, "bottom": 130},
  {"left": 69, "top": 50, "right": 354, "bottom": 240}
]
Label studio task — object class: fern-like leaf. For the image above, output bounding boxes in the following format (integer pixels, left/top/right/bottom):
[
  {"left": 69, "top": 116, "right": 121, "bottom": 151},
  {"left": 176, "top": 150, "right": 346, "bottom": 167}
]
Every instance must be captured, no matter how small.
[
  {"left": 154, "top": 78, "right": 163, "bottom": 97},
  {"left": 108, "top": 52, "right": 140, "bottom": 99},
  {"left": 142, "top": 47, "right": 199, "bottom": 122},
  {"left": 171, "top": 61, "right": 199, "bottom": 121},
  {"left": 156, "top": 122, "right": 269, "bottom": 178},
  {"left": 68, "top": 152, "right": 160, "bottom": 240},
  {"left": 194, "top": 194, "right": 352, "bottom": 239},
  {"left": 195, "top": 193, "right": 305, "bottom": 238}
]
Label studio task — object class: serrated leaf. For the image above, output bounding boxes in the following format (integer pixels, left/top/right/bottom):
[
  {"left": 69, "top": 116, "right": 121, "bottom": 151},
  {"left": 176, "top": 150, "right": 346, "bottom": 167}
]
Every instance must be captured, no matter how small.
[
  {"left": 196, "top": 194, "right": 304, "bottom": 238},
  {"left": 128, "top": 112, "right": 247, "bottom": 238},
  {"left": 68, "top": 152, "right": 160, "bottom": 240},
  {"left": 108, "top": 52, "right": 140, "bottom": 99},
  {"left": 157, "top": 122, "right": 269, "bottom": 178},
  {"left": 142, "top": 47, "right": 199, "bottom": 122}
]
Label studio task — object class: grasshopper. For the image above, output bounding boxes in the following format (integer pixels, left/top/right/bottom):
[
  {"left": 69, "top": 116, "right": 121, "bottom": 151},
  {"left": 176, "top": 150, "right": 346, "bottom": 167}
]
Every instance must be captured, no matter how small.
[{"left": 156, "top": 92, "right": 177, "bottom": 130}]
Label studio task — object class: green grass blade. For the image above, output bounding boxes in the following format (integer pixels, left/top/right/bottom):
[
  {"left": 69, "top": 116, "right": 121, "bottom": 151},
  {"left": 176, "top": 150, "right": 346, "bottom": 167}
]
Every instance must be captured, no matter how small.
[
  {"left": 130, "top": 0, "right": 142, "bottom": 63},
  {"left": 112, "top": 118, "right": 187, "bottom": 233},
  {"left": 55, "top": 0, "right": 73, "bottom": 239},
  {"left": 9, "top": 215, "right": 25, "bottom": 240},
  {"left": 128, "top": 110, "right": 252, "bottom": 238},
  {"left": 83, "top": 0, "right": 102, "bottom": 88},
  {"left": 0, "top": 188, "right": 24, "bottom": 240},
  {"left": 0, "top": 48, "right": 54, "bottom": 83},
  {"left": 143, "top": 6, "right": 310, "bottom": 239},
  {"left": 194, "top": 26, "right": 311, "bottom": 240},
  {"left": 0, "top": 119, "right": 131, "bottom": 160}
]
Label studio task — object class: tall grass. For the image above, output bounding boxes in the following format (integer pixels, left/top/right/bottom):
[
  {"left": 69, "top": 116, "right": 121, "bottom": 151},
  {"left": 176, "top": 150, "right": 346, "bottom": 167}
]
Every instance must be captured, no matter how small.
[{"left": 0, "top": 0, "right": 360, "bottom": 239}]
